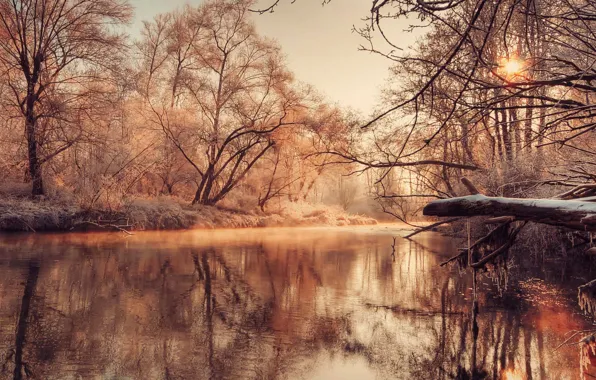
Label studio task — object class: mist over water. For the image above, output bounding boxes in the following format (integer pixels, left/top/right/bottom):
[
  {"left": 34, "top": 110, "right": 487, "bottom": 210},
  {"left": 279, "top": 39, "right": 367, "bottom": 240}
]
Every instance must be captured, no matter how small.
[{"left": 0, "top": 227, "right": 590, "bottom": 379}]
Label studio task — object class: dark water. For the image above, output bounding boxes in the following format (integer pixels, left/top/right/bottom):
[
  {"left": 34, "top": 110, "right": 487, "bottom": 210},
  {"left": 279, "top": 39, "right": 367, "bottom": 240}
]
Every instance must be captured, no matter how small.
[{"left": 0, "top": 226, "right": 593, "bottom": 379}]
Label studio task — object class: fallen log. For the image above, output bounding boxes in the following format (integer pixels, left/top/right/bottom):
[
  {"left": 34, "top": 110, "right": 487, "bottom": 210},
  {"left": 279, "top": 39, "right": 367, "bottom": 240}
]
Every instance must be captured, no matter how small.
[
  {"left": 420, "top": 178, "right": 596, "bottom": 322},
  {"left": 423, "top": 194, "right": 596, "bottom": 231}
]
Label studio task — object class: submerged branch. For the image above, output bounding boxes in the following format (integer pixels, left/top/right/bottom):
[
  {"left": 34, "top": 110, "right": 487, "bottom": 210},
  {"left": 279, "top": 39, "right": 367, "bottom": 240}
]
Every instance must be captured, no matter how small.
[{"left": 365, "top": 302, "right": 464, "bottom": 316}]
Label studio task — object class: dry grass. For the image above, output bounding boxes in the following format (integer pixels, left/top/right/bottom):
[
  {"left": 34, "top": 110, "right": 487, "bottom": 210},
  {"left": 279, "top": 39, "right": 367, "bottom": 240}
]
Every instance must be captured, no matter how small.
[
  {"left": 260, "top": 201, "right": 377, "bottom": 228},
  {"left": 0, "top": 197, "right": 377, "bottom": 233},
  {"left": 0, "top": 197, "right": 78, "bottom": 232},
  {"left": 190, "top": 200, "right": 377, "bottom": 229}
]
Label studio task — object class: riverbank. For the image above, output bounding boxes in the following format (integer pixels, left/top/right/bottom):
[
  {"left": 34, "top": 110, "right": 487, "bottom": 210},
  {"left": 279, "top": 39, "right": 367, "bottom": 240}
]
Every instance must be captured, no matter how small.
[{"left": 0, "top": 197, "right": 377, "bottom": 233}]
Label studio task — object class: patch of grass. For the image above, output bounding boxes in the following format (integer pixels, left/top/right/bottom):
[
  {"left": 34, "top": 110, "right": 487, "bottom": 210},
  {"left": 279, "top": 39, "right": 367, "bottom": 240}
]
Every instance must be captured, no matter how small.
[{"left": 0, "top": 197, "right": 377, "bottom": 233}]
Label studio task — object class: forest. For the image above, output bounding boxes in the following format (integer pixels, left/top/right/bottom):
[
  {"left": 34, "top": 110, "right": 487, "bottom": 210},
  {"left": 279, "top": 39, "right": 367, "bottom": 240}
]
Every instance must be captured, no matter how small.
[
  {"left": 2, "top": 0, "right": 596, "bottom": 379},
  {"left": 2, "top": 0, "right": 596, "bottom": 298},
  {"left": 0, "top": 0, "right": 594, "bottom": 234},
  {"left": 0, "top": 0, "right": 591, "bottom": 230},
  {"left": 0, "top": 0, "right": 383, "bottom": 231}
]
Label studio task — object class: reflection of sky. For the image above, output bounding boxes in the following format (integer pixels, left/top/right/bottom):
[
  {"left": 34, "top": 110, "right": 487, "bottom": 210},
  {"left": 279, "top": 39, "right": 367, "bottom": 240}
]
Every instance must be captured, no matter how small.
[{"left": 127, "top": 0, "right": 420, "bottom": 115}]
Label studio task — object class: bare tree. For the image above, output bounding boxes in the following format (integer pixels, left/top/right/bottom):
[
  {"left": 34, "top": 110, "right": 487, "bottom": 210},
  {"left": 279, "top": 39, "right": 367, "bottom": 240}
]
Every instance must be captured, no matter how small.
[
  {"left": 0, "top": 0, "right": 133, "bottom": 196},
  {"left": 139, "top": 0, "right": 304, "bottom": 206}
]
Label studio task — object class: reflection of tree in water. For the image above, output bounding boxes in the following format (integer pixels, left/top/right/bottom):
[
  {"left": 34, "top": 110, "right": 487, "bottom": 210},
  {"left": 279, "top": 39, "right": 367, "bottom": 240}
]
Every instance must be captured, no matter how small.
[
  {"left": 391, "top": 241, "right": 575, "bottom": 380},
  {"left": 0, "top": 232, "right": 586, "bottom": 379},
  {"left": 9, "top": 260, "right": 40, "bottom": 380},
  {"left": 0, "top": 240, "right": 357, "bottom": 379}
]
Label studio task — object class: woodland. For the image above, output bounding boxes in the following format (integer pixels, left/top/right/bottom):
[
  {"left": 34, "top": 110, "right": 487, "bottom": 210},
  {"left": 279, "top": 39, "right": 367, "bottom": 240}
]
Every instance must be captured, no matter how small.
[
  {"left": 2, "top": 0, "right": 596, "bottom": 378},
  {"left": 0, "top": 0, "right": 383, "bottom": 231},
  {"left": 0, "top": 0, "right": 595, "bottom": 251}
]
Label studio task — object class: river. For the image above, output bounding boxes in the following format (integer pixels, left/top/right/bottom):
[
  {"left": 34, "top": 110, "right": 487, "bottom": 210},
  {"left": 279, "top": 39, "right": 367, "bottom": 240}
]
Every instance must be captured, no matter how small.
[{"left": 0, "top": 225, "right": 593, "bottom": 379}]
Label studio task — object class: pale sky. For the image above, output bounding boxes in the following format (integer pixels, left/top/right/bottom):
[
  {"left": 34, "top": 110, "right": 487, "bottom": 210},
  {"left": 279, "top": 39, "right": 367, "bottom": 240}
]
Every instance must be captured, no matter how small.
[{"left": 128, "top": 0, "right": 419, "bottom": 116}]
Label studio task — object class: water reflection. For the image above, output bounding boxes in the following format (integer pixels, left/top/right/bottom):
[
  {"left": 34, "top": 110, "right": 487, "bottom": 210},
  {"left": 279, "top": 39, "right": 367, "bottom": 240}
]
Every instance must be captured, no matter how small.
[{"left": 0, "top": 227, "right": 590, "bottom": 379}]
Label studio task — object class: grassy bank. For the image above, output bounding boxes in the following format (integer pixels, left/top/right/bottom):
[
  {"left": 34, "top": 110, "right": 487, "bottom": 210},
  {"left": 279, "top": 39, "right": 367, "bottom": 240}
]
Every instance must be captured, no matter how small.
[{"left": 0, "top": 198, "right": 377, "bottom": 233}]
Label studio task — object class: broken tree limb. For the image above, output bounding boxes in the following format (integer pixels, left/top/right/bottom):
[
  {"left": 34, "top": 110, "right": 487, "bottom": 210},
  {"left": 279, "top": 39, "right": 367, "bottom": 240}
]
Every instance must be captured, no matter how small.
[
  {"left": 461, "top": 177, "right": 480, "bottom": 195},
  {"left": 440, "top": 254, "right": 465, "bottom": 267},
  {"left": 574, "top": 196, "right": 596, "bottom": 202},
  {"left": 423, "top": 194, "right": 596, "bottom": 231},
  {"left": 468, "top": 222, "right": 513, "bottom": 252},
  {"left": 440, "top": 221, "right": 513, "bottom": 267},
  {"left": 470, "top": 222, "right": 526, "bottom": 269},
  {"left": 405, "top": 178, "right": 478, "bottom": 239},
  {"left": 71, "top": 221, "right": 134, "bottom": 235},
  {"left": 403, "top": 217, "right": 462, "bottom": 239},
  {"left": 556, "top": 184, "right": 596, "bottom": 200}
]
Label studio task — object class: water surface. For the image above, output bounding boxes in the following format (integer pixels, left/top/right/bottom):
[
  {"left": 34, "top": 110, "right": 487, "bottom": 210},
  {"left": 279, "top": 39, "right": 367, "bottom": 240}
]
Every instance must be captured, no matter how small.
[{"left": 0, "top": 226, "right": 592, "bottom": 379}]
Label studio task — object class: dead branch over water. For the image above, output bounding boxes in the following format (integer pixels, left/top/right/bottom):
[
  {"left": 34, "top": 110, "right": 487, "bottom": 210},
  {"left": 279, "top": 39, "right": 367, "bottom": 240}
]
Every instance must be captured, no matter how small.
[{"left": 425, "top": 195, "right": 596, "bottom": 231}]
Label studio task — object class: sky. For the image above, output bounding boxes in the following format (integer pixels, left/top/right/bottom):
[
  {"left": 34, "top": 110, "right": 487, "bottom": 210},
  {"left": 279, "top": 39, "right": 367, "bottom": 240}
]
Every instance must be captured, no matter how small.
[{"left": 128, "top": 0, "right": 419, "bottom": 116}]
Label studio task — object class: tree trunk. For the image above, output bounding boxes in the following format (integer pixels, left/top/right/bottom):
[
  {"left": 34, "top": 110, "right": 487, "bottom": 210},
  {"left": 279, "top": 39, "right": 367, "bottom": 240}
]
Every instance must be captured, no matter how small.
[
  {"left": 494, "top": 109, "right": 504, "bottom": 159},
  {"left": 510, "top": 105, "right": 521, "bottom": 156},
  {"left": 494, "top": 89, "right": 503, "bottom": 160},
  {"left": 461, "top": 122, "right": 475, "bottom": 165},
  {"left": 193, "top": 176, "right": 207, "bottom": 205},
  {"left": 524, "top": 98, "right": 534, "bottom": 150},
  {"left": 537, "top": 99, "right": 547, "bottom": 148},
  {"left": 482, "top": 119, "right": 497, "bottom": 165},
  {"left": 193, "top": 167, "right": 215, "bottom": 205},
  {"left": 201, "top": 168, "right": 216, "bottom": 205},
  {"left": 25, "top": 102, "right": 43, "bottom": 196},
  {"left": 499, "top": 104, "right": 512, "bottom": 161}
]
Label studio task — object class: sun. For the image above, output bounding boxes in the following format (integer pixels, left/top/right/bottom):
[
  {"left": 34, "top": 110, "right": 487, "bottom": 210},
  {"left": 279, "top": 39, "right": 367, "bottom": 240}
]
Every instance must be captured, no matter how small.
[
  {"left": 501, "top": 58, "right": 524, "bottom": 76},
  {"left": 501, "top": 369, "right": 525, "bottom": 380}
]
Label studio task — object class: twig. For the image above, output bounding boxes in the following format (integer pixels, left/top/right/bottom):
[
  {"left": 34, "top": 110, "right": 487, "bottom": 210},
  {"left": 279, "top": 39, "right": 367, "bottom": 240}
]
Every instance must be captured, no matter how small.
[
  {"left": 365, "top": 303, "right": 464, "bottom": 316},
  {"left": 440, "top": 253, "right": 465, "bottom": 267},
  {"left": 553, "top": 330, "right": 595, "bottom": 352},
  {"left": 72, "top": 221, "right": 134, "bottom": 235},
  {"left": 404, "top": 217, "right": 462, "bottom": 239}
]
